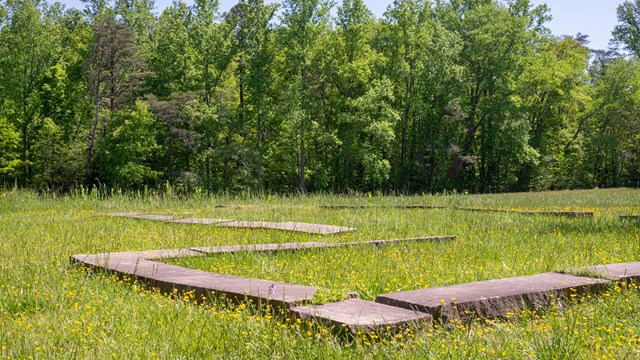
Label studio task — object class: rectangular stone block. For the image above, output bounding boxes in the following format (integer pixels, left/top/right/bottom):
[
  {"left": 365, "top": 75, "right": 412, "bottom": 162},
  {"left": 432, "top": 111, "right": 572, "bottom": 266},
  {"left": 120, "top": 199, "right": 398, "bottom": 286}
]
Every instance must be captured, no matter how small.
[
  {"left": 375, "top": 273, "right": 610, "bottom": 321},
  {"left": 131, "top": 214, "right": 177, "bottom": 221},
  {"left": 339, "top": 236, "right": 455, "bottom": 247},
  {"left": 290, "top": 298, "right": 431, "bottom": 335},
  {"left": 101, "top": 212, "right": 144, "bottom": 217},
  {"left": 620, "top": 215, "right": 640, "bottom": 221},
  {"left": 191, "top": 237, "right": 455, "bottom": 255},
  {"left": 219, "top": 221, "right": 356, "bottom": 235},
  {"left": 132, "top": 262, "right": 317, "bottom": 308},
  {"left": 71, "top": 252, "right": 316, "bottom": 309},
  {"left": 531, "top": 211, "right": 593, "bottom": 218},
  {"left": 191, "top": 242, "right": 335, "bottom": 254},
  {"left": 170, "top": 218, "right": 235, "bottom": 224},
  {"left": 565, "top": 262, "right": 640, "bottom": 283},
  {"left": 101, "top": 213, "right": 177, "bottom": 221},
  {"left": 319, "top": 205, "right": 371, "bottom": 209},
  {"left": 451, "top": 207, "right": 594, "bottom": 217},
  {"left": 71, "top": 253, "right": 151, "bottom": 273},
  {"left": 134, "top": 248, "right": 205, "bottom": 259},
  {"left": 72, "top": 248, "right": 203, "bottom": 263}
]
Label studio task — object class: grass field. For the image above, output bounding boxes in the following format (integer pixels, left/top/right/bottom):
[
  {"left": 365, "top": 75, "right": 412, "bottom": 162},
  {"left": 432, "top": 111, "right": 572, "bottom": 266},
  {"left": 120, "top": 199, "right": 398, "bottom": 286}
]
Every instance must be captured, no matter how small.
[{"left": 1, "top": 188, "right": 639, "bottom": 359}]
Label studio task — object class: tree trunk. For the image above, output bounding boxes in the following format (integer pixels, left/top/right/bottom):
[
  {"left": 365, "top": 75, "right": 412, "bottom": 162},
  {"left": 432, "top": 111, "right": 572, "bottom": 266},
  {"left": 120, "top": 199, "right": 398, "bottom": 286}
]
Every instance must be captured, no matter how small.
[
  {"left": 299, "top": 67, "right": 307, "bottom": 194},
  {"left": 205, "top": 142, "right": 211, "bottom": 193},
  {"left": 204, "top": 59, "right": 211, "bottom": 107},
  {"left": 21, "top": 121, "right": 29, "bottom": 183},
  {"left": 401, "top": 75, "right": 410, "bottom": 178},
  {"left": 87, "top": 74, "right": 101, "bottom": 181},
  {"left": 167, "top": 129, "right": 173, "bottom": 182},
  {"left": 256, "top": 103, "right": 263, "bottom": 193},
  {"left": 239, "top": 57, "right": 245, "bottom": 127},
  {"left": 19, "top": 81, "right": 35, "bottom": 183},
  {"left": 299, "top": 111, "right": 306, "bottom": 194}
]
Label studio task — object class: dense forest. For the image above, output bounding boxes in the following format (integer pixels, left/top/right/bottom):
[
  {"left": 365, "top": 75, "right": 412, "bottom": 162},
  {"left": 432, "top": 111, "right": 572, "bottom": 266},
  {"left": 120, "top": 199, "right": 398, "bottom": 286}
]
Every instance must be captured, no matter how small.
[{"left": 0, "top": 0, "right": 638, "bottom": 194}]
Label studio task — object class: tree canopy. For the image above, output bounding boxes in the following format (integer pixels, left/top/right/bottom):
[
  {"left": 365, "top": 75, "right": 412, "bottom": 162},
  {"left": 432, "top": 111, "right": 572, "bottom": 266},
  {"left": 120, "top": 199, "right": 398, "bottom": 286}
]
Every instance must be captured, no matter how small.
[{"left": 0, "top": 0, "right": 638, "bottom": 193}]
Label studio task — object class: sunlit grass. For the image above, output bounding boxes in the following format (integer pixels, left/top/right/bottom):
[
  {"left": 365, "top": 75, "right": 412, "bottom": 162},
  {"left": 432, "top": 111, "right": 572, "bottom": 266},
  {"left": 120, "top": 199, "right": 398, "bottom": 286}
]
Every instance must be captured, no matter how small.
[
  {"left": 0, "top": 188, "right": 639, "bottom": 358},
  {"left": 167, "top": 190, "right": 640, "bottom": 300}
]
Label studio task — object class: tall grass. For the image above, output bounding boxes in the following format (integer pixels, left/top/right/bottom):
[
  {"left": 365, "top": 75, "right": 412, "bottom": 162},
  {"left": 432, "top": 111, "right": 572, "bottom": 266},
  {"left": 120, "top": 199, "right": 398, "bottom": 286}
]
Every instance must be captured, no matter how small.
[{"left": 0, "top": 188, "right": 639, "bottom": 359}]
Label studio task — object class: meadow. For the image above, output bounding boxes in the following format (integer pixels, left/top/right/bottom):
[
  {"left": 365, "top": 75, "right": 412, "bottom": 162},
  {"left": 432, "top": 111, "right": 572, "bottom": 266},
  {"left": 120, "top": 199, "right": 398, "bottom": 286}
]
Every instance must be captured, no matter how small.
[{"left": 1, "top": 188, "right": 639, "bottom": 359}]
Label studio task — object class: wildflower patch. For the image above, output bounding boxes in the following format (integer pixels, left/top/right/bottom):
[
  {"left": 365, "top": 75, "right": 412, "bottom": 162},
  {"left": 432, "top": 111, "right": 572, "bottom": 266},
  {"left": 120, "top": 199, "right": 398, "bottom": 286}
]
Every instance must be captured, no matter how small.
[
  {"left": 70, "top": 236, "right": 454, "bottom": 333},
  {"left": 69, "top": 237, "right": 638, "bottom": 337}
]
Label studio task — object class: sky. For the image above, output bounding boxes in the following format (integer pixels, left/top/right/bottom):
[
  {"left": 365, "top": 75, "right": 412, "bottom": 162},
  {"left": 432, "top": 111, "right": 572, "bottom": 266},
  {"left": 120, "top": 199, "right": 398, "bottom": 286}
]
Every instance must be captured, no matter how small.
[
  {"left": 60, "top": 0, "right": 627, "bottom": 51},
  {"left": 528, "top": 0, "right": 626, "bottom": 50}
]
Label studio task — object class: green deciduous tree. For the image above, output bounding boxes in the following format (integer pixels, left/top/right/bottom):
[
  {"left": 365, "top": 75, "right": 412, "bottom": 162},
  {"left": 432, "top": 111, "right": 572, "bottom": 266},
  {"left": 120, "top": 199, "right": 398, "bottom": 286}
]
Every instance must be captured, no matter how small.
[
  {"left": 86, "top": 13, "right": 148, "bottom": 182},
  {"left": 517, "top": 35, "right": 591, "bottom": 189},
  {"left": 148, "top": 0, "right": 195, "bottom": 97},
  {"left": 280, "top": 0, "right": 333, "bottom": 193},
  {"left": 587, "top": 58, "right": 640, "bottom": 187},
  {"left": 115, "top": 0, "right": 156, "bottom": 45},
  {"left": 0, "top": 0, "right": 634, "bottom": 194},
  {"left": 438, "top": 0, "right": 548, "bottom": 192},
  {"left": 147, "top": 93, "right": 200, "bottom": 185},
  {"left": 381, "top": 0, "right": 463, "bottom": 192},
  {"left": 221, "top": 0, "right": 279, "bottom": 192},
  {"left": 612, "top": 0, "right": 640, "bottom": 56},
  {"left": 96, "top": 100, "right": 161, "bottom": 188},
  {"left": 0, "top": 0, "right": 61, "bottom": 184},
  {"left": 331, "top": 0, "right": 385, "bottom": 190},
  {"left": 380, "top": 0, "right": 431, "bottom": 189},
  {"left": 0, "top": 116, "right": 21, "bottom": 182},
  {"left": 33, "top": 9, "right": 93, "bottom": 189}
]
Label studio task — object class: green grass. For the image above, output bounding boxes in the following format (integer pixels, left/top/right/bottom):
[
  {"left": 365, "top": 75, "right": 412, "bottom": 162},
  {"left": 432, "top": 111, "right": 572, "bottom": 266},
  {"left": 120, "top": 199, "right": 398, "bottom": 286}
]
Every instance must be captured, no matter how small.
[
  {"left": 166, "top": 206, "right": 636, "bottom": 301},
  {"left": 1, "top": 188, "right": 639, "bottom": 359}
]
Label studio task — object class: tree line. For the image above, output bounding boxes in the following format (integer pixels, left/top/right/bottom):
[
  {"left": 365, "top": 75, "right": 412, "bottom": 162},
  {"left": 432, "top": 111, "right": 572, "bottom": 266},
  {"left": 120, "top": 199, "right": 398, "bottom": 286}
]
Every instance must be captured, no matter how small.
[{"left": 0, "top": 0, "right": 638, "bottom": 194}]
